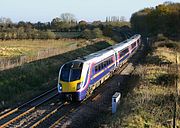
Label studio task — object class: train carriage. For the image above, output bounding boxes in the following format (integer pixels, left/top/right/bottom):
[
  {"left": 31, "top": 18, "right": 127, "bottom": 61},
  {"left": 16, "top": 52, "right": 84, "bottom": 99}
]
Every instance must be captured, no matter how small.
[{"left": 58, "top": 34, "right": 141, "bottom": 101}]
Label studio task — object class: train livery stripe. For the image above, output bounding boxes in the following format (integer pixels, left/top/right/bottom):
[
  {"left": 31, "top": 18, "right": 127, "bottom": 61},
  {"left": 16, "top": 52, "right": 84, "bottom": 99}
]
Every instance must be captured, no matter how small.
[
  {"left": 77, "top": 63, "right": 93, "bottom": 92},
  {"left": 92, "top": 62, "right": 115, "bottom": 79}
]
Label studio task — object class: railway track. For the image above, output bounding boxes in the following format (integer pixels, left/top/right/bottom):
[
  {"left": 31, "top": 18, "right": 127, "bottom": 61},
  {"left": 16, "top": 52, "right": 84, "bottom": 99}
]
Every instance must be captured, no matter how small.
[
  {"left": 48, "top": 43, "right": 144, "bottom": 128},
  {"left": 29, "top": 101, "right": 68, "bottom": 128},
  {"left": 0, "top": 45, "right": 143, "bottom": 128},
  {"left": 0, "top": 87, "right": 58, "bottom": 128},
  {"left": 48, "top": 45, "right": 144, "bottom": 127},
  {"left": 46, "top": 62, "right": 130, "bottom": 128}
]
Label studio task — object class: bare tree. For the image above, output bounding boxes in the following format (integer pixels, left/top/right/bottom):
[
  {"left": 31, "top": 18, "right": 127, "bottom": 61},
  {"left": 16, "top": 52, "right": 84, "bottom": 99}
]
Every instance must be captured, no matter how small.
[
  {"left": 120, "top": 16, "right": 126, "bottom": 22},
  {"left": 60, "top": 13, "right": 76, "bottom": 23},
  {"left": 0, "top": 17, "right": 12, "bottom": 25}
]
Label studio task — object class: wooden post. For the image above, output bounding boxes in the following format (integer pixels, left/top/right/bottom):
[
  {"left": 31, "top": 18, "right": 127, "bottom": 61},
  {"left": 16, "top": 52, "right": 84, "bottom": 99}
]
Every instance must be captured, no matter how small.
[{"left": 173, "top": 50, "right": 178, "bottom": 128}]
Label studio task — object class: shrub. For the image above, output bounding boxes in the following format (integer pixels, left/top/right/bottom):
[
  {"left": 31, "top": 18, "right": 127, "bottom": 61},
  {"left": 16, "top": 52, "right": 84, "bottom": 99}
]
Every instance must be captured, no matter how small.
[
  {"left": 92, "top": 28, "right": 103, "bottom": 38},
  {"left": 81, "top": 28, "right": 103, "bottom": 39},
  {"left": 156, "top": 34, "right": 168, "bottom": 41},
  {"left": 81, "top": 29, "right": 93, "bottom": 39}
]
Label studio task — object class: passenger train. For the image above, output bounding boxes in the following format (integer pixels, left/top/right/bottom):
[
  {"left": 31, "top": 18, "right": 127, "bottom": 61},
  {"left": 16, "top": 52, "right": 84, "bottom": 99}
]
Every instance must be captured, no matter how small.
[{"left": 58, "top": 34, "right": 141, "bottom": 101}]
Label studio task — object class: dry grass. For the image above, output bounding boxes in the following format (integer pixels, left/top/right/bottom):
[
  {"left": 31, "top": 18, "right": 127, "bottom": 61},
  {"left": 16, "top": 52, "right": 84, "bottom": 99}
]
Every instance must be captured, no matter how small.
[
  {"left": 99, "top": 41, "right": 180, "bottom": 128},
  {"left": 155, "top": 47, "right": 176, "bottom": 63},
  {"left": 0, "top": 47, "right": 31, "bottom": 57},
  {"left": 0, "top": 39, "right": 84, "bottom": 58}
]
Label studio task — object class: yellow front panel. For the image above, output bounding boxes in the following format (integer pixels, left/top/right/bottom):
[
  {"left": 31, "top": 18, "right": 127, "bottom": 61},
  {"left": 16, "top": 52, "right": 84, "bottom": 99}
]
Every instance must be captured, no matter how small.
[{"left": 60, "top": 81, "right": 77, "bottom": 92}]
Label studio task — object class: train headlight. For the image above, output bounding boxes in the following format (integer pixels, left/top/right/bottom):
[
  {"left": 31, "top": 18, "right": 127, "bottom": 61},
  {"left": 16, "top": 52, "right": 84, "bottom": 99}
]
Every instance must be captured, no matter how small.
[
  {"left": 58, "top": 83, "right": 62, "bottom": 92},
  {"left": 77, "top": 82, "right": 82, "bottom": 90}
]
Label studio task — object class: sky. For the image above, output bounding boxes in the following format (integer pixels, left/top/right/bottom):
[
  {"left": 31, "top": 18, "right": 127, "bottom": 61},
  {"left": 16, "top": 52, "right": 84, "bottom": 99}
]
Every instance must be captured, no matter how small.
[{"left": 0, "top": 0, "right": 179, "bottom": 23}]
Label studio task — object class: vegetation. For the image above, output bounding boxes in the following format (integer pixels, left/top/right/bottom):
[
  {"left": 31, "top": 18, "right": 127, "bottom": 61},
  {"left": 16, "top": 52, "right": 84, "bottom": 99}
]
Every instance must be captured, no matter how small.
[
  {"left": 0, "top": 14, "right": 131, "bottom": 40},
  {"left": 0, "top": 39, "right": 114, "bottom": 110},
  {"left": 81, "top": 28, "right": 103, "bottom": 39},
  {"left": 130, "top": 2, "right": 180, "bottom": 39},
  {"left": 0, "top": 39, "right": 81, "bottom": 58},
  {"left": 97, "top": 40, "right": 180, "bottom": 127}
]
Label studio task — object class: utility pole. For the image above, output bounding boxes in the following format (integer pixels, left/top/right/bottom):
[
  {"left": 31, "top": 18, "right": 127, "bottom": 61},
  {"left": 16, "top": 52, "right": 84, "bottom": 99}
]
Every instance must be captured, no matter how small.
[{"left": 173, "top": 49, "right": 178, "bottom": 128}]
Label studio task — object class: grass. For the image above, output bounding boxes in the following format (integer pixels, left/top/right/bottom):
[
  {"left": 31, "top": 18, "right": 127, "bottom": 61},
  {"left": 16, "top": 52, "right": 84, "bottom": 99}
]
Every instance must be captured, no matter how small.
[
  {"left": 0, "top": 39, "right": 84, "bottom": 58},
  {"left": 0, "top": 38, "right": 113, "bottom": 110},
  {"left": 95, "top": 40, "right": 180, "bottom": 128}
]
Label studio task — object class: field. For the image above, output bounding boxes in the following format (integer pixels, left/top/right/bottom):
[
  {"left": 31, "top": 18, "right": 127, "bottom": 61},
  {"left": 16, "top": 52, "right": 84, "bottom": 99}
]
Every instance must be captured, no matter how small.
[
  {"left": 0, "top": 39, "right": 90, "bottom": 70},
  {"left": 0, "top": 38, "right": 114, "bottom": 110},
  {"left": 0, "top": 39, "right": 81, "bottom": 57},
  {"left": 95, "top": 40, "right": 180, "bottom": 127}
]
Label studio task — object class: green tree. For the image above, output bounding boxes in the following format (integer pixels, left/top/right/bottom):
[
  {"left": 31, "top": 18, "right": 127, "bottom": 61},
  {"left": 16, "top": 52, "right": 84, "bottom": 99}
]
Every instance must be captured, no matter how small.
[
  {"left": 81, "top": 29, "right": 93, "bottom": 39},
  {"left": 92, "top": 28, "right": 103, "bottom": 38},
  {"left": 46, "top": 30, "right": 56, "bottom": 39},
  {"left": 130, "top": 2, "right": 180, "bottom": 38},
  {"left": 78, "top": 20, "right": 88, "bottom": 31}
]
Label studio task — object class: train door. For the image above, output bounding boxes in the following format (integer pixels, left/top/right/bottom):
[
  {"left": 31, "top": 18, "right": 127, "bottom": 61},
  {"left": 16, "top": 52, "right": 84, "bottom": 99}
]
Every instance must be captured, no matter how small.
[{"left": 115, "top": 52, "right": 118, "bottom": 67}]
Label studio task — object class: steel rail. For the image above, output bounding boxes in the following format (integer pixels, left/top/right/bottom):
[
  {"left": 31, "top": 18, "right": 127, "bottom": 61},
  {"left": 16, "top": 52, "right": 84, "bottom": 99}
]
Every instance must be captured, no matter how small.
[
  {"left": 30, "top": 102, "right": 68, "bottom": 128},
  {"left": 0, "top": 87, "right": 57, "bottom": 121},
  {"left": 0, "top": 92, "right": 58, "bottom": 128},
  {"left": 49, "top": 107, "right": 76, "bottom": 128},
  {"left": 49, "top": 61, "right": 130, "bottom": 128}
]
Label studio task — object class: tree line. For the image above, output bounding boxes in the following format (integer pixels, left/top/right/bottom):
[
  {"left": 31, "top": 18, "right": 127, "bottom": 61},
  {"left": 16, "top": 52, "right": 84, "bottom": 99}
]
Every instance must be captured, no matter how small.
[
  {"left": 0, "top": 13, "right": 130, "bottom": 40},
  {"left": 130, "top": 2, "right": 180, "bottom": 39}
]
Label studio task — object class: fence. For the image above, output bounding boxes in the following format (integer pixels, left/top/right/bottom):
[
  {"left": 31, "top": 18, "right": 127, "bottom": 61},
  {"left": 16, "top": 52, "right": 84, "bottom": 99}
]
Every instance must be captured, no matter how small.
[{"left": 0, "top": 44, "right": 77, "bottom": 71}]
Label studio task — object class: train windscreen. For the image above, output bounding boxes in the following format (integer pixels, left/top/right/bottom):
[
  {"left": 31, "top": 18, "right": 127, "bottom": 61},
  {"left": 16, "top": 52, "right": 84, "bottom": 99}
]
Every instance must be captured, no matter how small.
[{"left": 60, "top": 61, "right": 83, "bottom": 82}]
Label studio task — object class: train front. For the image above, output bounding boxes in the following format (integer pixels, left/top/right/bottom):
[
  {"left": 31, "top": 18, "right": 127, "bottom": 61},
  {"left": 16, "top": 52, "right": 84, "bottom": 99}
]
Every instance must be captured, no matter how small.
[{"left": 57, "top": 60, "right": 88, "bottom": 101}]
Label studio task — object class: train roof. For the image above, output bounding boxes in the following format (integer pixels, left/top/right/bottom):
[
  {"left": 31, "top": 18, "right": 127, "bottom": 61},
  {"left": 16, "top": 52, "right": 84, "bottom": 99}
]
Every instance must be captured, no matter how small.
[
  {"left": 112, "top": 34, "right": 140, "bottom": 51},
  {"left": 75, "top": 34, "right": 141, "bottom": 63},
  {"left": 81, "top": 46, "right": 114, "bottom": 61}
]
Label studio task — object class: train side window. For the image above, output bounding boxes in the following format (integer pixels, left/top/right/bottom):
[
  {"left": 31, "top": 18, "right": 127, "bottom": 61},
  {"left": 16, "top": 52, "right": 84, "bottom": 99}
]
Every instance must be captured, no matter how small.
[
  {"left": 101, "top": 63, "right": 104, "bottom": 69},
  {"left": 131, "top": 42, "right": 136, "bottom": 48},
  {"left": 108, "top": 59, "right": 111, "bottom": 64},
  {"left": 118, "top": 52, "right": 121, "bottom": 58},
  {"left": 103, "top": 61, "right": 107, "bottom": 67},
  {"left": 106, "top": 60, "right": 109, "bottom": 65},
  {"left": 98, "top": 65, "right": 101, "bottom": 71},
  {"left": 120, "top": 48, "right": 129, "bottom": 57},
  {"left": 95, "top": 66, "right": 98, "bottom": 72}
]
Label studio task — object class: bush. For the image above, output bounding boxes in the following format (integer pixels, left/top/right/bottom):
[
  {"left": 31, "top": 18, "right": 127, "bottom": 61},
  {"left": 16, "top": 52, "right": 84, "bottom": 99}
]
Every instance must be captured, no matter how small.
[
  {"left": 81, "top": 29, "right": 93, "bottom": 39},
  {"left": 92, "top": 28, "right": 103, "bottom": 38},
  {"left": 46, "top": 30, "right": 56, "bottom": 39},
  {"left": 81, "top": 28, "right": 103, "bottom": 39},
  {"left": 156, "top": 34, "right": 168, "bottom": 41},
  {"left": 157, "top": 41, "right": 179, "bottom": 50}
]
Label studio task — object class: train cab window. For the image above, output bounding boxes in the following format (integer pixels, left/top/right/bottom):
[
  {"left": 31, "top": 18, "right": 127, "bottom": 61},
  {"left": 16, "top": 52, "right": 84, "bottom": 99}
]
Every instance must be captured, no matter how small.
[{"left": 60, "top": 61, "right": 83, "bottom": 82}]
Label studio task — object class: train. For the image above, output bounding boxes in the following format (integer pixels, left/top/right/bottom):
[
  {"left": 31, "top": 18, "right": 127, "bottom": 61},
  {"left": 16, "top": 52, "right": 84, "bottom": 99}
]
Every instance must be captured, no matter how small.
[{"left": 57, "top": 34, "right": 141, "bottom": 101}]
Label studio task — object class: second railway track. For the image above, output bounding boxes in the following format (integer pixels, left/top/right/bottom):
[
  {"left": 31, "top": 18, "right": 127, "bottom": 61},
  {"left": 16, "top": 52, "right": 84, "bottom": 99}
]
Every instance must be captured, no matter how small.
[
  {"left": 0, "top": 42, "right": 143, "bottom": 128},
  {"left": 0, "top": 87, "right": 58, "bottom": 128},
  {"left": 0, "top": 61, "right": 135, "bottom": 128}
]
